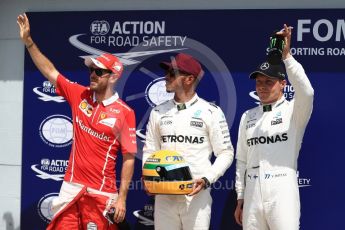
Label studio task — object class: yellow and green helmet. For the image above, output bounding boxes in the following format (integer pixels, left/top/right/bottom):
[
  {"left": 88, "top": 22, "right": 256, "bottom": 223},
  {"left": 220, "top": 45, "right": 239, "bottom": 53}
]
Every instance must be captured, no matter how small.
[{"left": 142, "top": 150, "right": 194, "bottom": 195}]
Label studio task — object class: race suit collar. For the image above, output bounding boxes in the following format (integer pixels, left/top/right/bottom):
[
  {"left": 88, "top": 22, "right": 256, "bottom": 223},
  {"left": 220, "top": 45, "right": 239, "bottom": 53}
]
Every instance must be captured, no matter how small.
[
  {"left": 174, "top": 93, "right": 199, "bottom": 111},
  {"left": 92, "top": 92, "right": 119, "bottom": 106},
  {"left": 261, "top": 96, "right": 286, "bottom": 112}
]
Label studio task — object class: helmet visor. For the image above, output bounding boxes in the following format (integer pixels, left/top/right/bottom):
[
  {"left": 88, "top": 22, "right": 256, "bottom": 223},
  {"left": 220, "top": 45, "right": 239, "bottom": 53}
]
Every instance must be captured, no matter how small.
[{"left": 144, "top": 163, "right": 193, "bottom": 181}]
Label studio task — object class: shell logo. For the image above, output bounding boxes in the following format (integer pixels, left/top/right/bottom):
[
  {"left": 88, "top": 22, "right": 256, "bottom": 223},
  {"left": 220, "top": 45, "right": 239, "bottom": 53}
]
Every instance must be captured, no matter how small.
[{"left": 80, "top": 101, "right": 87, "bottom": 109}]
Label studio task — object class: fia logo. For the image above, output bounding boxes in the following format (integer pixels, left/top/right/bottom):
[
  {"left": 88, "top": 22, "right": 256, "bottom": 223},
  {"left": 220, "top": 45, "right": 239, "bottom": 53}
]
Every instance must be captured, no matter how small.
[
  {"left": 37, "top": 193, "right": 59, "bottom": 223},
  {"left": 90, "top": 20, "right": 110, "bottom": 35},
  {"left": 33, "top": 81, "right": 66, "bottom": 103},
  {"left": 39, "top": 114, "right": 73, "bottom": 148}
]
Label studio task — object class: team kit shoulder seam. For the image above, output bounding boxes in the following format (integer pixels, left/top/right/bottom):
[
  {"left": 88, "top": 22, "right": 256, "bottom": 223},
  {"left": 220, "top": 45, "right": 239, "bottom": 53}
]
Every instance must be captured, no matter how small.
[
  {"left": 115, "top": 99, "right": 132, "bottom": 111},
  {"left": 247, "top": 106, "right": 258, "bottom": 116},
  {"left": 155, "top": 100, "right": 174, "bottom": 113}
]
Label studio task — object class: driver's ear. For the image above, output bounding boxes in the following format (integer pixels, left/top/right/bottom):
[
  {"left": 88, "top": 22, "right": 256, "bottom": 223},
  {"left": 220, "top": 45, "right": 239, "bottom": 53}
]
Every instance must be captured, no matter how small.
[
  {"left": 280, "top": 79, "right": 287, "bottom": 89},
  {"left": 184, "top": 75, "right": 196, "bottom": 85},
  {"left": 109, "top": 74, "right": 119, "bottom": 83}
]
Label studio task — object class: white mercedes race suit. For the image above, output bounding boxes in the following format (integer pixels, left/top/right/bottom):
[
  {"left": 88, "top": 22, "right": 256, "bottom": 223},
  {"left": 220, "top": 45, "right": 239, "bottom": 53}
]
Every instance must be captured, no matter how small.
[
  {"left": 143, "top": 94, "right": 234, "bottom": 230},
  {"left": 235, "top": 57, "right": 314, "bottom": 230}
]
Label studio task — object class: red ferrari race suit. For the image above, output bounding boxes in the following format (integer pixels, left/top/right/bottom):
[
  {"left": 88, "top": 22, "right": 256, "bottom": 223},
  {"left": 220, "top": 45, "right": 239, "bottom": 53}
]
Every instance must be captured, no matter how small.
[{"left": 47, "top": 74, "right": 137, "bottom": 229}]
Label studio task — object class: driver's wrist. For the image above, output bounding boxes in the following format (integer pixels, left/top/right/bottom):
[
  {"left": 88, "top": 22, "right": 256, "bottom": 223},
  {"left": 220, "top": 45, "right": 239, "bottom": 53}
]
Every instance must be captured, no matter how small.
[
  {"left": 26, "top": 42, "right": 34, "bottom": 49},
  {"left": 25, "top": 37, "right": 34, "bottom": 49},
  {"left": 201, "top": 177, "right": 210, "bottom": 189}
]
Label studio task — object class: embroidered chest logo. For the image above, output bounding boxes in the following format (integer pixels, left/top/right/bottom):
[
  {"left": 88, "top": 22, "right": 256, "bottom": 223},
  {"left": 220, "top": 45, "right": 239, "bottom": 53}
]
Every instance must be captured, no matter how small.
[
  {"left": 246, "top": 112, "right": 257, "bottom": 129},
  {"left": 246, "top": 122, "right": 256, "bottom": 129},
  {"left": 190, "top": 120, "right": 203, "bottom": 128},
  {"left": 79, "top": 99, "right": 93, "bottom": 117},
  {"left": 98, "top": 112, "right": 117, "bottom": 128},
  {"left": 246, "top": 115, "right": 257, "bottom": 130},
  {"left": 160, "top": 120, "right": 173, "bottom": 126},
  {"left": 271, "top": 111, "right": 283, "bottom": 126},
  {"left": 109, "top": 108, "right": 121, "bottom": 114},
  {"left": 160, "top": 116, "right": 173, "bottom": 126},
  {"left": 193, "top": 110, "right": 202, "bottom": 118}
]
